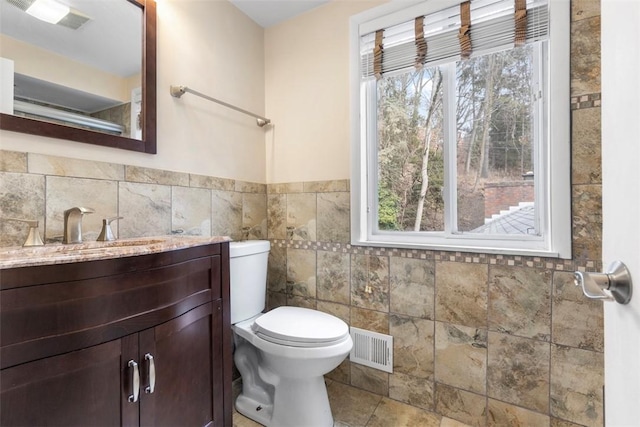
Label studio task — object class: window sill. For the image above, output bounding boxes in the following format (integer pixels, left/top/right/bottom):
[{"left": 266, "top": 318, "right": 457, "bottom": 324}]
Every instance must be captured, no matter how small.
[{"left": 351, "top": 237, "right": 567, "bottom": 259}]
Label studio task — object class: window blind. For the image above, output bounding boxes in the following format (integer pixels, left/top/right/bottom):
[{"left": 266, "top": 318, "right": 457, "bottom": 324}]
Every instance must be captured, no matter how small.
[{"left": 361, "top": 0, "right": 549, "bottom": 79}]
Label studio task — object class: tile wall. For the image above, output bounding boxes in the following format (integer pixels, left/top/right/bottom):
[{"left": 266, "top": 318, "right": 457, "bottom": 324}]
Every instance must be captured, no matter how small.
[
  {"left": 0, "top": 150, "right": 267, "bottom": 247},
  {"left": 0, "top": 1, "right": 603, "bottom": 426},
  {"left": 265, "top": 180, "right": 603, "bottom": 427}
]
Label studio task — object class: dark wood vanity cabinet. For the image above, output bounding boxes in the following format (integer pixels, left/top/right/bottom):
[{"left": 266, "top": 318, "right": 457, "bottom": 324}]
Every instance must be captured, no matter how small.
[{"left": 0, "top": 242, "right": 232, "bottom": 427}]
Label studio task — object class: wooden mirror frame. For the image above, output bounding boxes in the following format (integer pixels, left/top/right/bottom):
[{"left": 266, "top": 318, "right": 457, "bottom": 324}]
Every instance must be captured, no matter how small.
[{"left": 0, "top": 0, "right": 157, "bottom": 154}]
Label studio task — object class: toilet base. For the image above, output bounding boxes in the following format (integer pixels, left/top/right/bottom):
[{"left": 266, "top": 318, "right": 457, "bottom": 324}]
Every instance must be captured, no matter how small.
[
  {"left": 235, "top": 394, "right": 273, "bottom": 426},
  {"left": 236, "top": 376, "right": 334, "bottom": 427}
]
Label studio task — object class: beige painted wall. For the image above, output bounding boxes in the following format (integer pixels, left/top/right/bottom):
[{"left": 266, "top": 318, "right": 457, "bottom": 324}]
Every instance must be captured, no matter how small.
[
  {"left": 264, "top": 0, "right": 384, "bottom": 184},
  {"left": 0, "top": 0, "right": 267, "bottom": 183}
]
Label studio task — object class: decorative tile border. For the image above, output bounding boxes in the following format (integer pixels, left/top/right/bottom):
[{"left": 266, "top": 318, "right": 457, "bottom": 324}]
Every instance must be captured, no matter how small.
[
  {"left": 270, "top": 239, "right": 602, "bottom": 272},
  {"left": 571, "top": 92, "right": 601, "bottom": 110}
]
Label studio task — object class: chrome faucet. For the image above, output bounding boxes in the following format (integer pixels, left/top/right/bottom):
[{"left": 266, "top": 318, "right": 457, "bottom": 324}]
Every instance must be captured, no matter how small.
[{"left": 63, "top": 207, "right": 95, "bottom": 244}]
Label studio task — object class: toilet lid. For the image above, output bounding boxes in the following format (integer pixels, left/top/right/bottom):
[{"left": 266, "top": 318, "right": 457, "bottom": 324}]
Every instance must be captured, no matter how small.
[{"left": 252, "top": 306, "right": 349, "bottom": 347}]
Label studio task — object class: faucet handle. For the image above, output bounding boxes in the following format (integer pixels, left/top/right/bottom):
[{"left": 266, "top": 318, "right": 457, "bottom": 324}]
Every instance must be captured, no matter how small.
[
  {"left": 4, "top": 218, "right": 45, "bottom": 247},
  {"left": 97, "top": 216, "right": 123, "bottom": 242}
]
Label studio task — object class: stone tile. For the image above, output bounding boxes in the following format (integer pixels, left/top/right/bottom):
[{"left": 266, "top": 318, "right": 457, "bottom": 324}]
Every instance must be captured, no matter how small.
[
  {"left": 571, "top": 16, "right": 600, "bottom": 96},
  {"left": 317, "top": 250, "right": 351, "bottom": 305},
  {"left": 317, "top": 300, "right": 350, "bottom": 325},
  {"left": 267, "top": 194, "right": 286, "bottom": 239},
  {"left": 367, "top": 397, "right": 440, "bottom": 427},
  {"left": 242, "top": 193, "right": 267, "bottom": 240},
  {"left": 235, "top": 181, "right": 266, "bottom": 194},
  {"left": 572, "top": 185, "right": 602, "bottom": 261},
  {"left": 435, "top": 383, "right": 487, "bottom": 427},
  {"left": 327, "top": 380, "right": 382, "bottom": 427},
  {"left": 267, "top": 182, "right": 303, "bottom": 194},
  {"left": 211, "top": 190, "right": 243, "bottom": 240},
  {"left": 303, "top": 180, "right": 349, "bottom": 193},
  {"left": 552, "top": 271, "right": 603, "bottom": 352},
  {"left": 350, "top": 363, "right": 388, "bottom": 396},
  {"left": 232, "top": 412, "right": 262, "bottom": 427},
  {"left": 550, "top": 345, "right": 603, "bottom": 427},
  {"left": 125, "top": 165, "right": 189, "bottom": 186},
  {"left": 351, "top": 254, "right": 389, "bottom": 312},
  {"left": 0, "top": 172, "right": 45, "bottom": 247},
  {"left": 0, "top": 150, "right": 27, "bottom": 172},
  {"left": 46, "top": 176, "right": 118, "bottom": 242},
  {"left": 487, "top": 399, "right": 550, "bottom": 426},
  {"left": 171, "top": 186, "right": 211, "bottom": 236},
  {"left": 488, "top": 265, "right": 552, "bottom": 341},
  {"left": 190, "top": 174, "right": 235, "bottom": 191},
  {"left": 389, "top": 372, "right": 435, "bottom": 411},
  {"left": 390, "top": 314, "right": 434, "bottom": 379},
  {"left": 390, "top": 257, "right": 435, "bottom": 319},
  {"left": 550, "top": 418, "right": 584, "bottom": 427},
  {"left": 287, "top": 295, "right": 317, "bottom": 309},
  {"left": 267, "top": 243, "right": 287, "bottom": 293},
  {"left": 317, "top": 192, "right": 350, "bottom": 243},
  {"left": 441, "top": 417, "right": 474, "bottom": 427},
  {"left": 266, "top": 291, "right": 286, "bottom": 311},
  {"left": 119, "top": 181, "right": 171, "bottom": 238},
  {"left": 286, "top": 248, "right": 316, "bottom": 298},
  {"left": 350, "top": 307, "right": 389, "bottom": 334},
  {"left": 572, "top": 108, "right": 601, "bottom": 185},
  {"left": 487, "top": 332, "right": 550, "bottom": 413},
  {"left": 28, "top": 154, "right": 124, "bottom": 180},
  {"left": 435, "top": 262, "right": 488, "bottom": 328},
  {"left": 326, "top": 358, "right": 351, "bottom": 384},
  {"left": 435, "top": 322, "right": 487, "bottom": 394},
  {"left": 572, "top": 0, "right": 600, "bottom": 21},
  {"left": 286, "top": 193, "right": 316, "bottom": 240}
]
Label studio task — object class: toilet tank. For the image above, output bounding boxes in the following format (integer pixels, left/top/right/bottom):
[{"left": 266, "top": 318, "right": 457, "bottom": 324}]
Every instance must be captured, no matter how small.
[{"left": 229, "top": 240, "right": 271, "bottom": 324}]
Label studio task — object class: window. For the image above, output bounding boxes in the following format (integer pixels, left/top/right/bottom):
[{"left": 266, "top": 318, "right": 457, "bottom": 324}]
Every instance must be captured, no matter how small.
[{"left": 350, "top": 0, "right": 570, "bottom": 257}]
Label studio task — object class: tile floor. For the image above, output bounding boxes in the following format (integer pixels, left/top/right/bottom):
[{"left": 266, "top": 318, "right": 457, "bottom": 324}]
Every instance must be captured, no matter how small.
[{"left": 233, "top": 380, "right": 472, "bottom": 427}]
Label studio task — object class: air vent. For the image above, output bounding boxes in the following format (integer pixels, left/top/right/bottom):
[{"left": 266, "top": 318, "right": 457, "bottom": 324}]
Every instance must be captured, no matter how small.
[
  {"left": 57, "top": 10, "right": 90, "bottom": 30},
  {"left": 349, "top": 327, "right": 393, "bottom": 373},
  {"left": 5, "top": 0, "right": 34, "bottom": 10},
  {"left": 5, "top": 0, "right": 91, "bottom": 30}
]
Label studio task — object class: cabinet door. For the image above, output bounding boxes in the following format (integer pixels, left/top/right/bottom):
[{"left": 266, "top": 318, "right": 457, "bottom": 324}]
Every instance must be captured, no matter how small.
[
  {"left": 0, "top": 339, "right": 133, "bottom": 426},
  {"left": 139, "top": 300, "right": 223, "bottom": 427}
]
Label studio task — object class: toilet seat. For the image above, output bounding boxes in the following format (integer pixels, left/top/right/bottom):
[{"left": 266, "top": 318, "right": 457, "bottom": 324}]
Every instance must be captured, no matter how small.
[{"left": 252, "top": 306, "right": 349, "bottom": 348}]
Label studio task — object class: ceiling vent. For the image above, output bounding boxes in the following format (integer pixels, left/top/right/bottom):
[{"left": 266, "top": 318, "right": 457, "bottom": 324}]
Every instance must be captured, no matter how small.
[{"left": 5, "top": 0, "right": 91, "bottom": 30}]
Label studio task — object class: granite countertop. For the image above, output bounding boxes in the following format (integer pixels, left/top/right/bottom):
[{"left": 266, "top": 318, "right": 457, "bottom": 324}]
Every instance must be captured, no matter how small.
[{"left": 0, "top": 235, "right": 231, "bottom": 269}]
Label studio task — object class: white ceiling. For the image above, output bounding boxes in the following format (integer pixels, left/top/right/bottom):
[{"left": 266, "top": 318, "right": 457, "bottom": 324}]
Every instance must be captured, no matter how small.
[
  {"left": 229, "top": 0, "right": 330, "bottom": 28},
  {"left": 0, "top": 0, "right": 141, "bottom": 77}
]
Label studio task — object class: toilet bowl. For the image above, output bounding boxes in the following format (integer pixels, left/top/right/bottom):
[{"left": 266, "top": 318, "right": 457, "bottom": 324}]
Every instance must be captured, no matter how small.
[{"left": 230, "top": 240, "right": 353, "bottom": 427}]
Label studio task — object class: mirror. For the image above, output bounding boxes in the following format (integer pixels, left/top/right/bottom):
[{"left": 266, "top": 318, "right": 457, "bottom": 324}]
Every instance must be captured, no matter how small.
[{"left": 0, "top": 0, "right": 156, "bottom": 154}]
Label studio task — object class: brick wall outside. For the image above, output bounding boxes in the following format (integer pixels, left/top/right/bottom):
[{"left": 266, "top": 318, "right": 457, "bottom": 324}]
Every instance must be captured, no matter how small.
[{"left": 484, "top": 181, "right": 534, "bottom": 219}]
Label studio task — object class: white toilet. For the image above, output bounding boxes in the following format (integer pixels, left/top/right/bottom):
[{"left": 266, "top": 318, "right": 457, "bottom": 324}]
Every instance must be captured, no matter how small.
[{"left": 230, "top": 240, "right": 353, "bottom": 427}]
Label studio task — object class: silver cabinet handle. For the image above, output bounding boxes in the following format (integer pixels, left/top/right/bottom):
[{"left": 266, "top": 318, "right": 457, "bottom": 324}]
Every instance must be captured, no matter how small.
[
  {"left": 574, "top": 260, "right": 633, "bottom": 304},
  {"left": 144, "top": 353, "right": 156, "bottom": 394},
  {"left": 128, "top": 360, "right": 140, "bottom": 403}
]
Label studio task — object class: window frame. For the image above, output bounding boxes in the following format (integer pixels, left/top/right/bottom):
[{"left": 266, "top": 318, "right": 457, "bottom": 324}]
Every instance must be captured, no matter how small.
[{"left": 349, "top": 0, "right": 571, "bottom": 258}]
